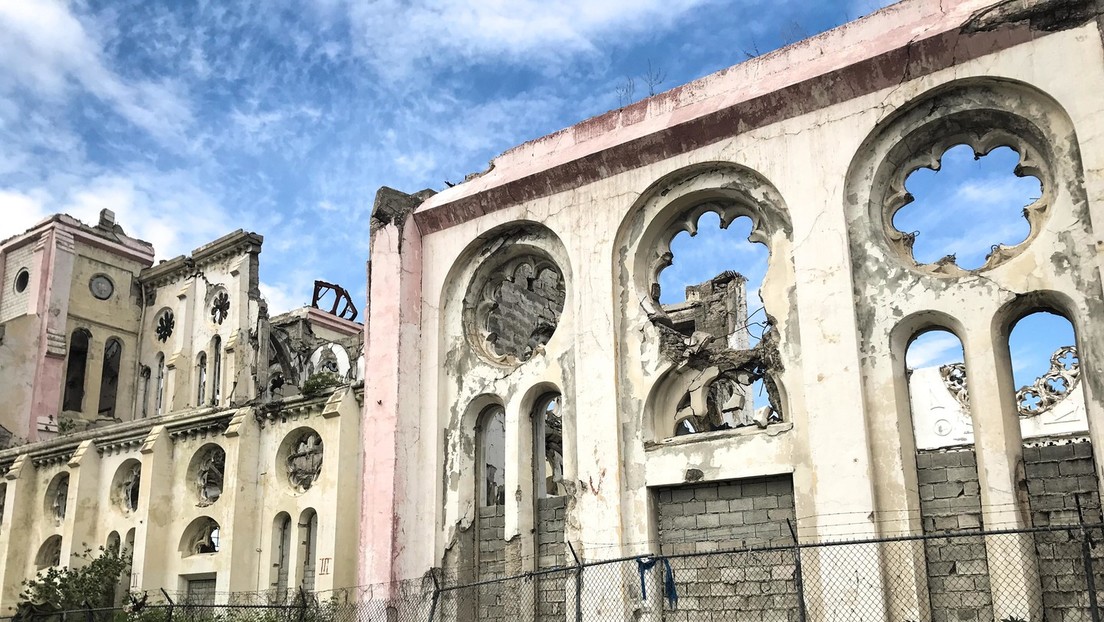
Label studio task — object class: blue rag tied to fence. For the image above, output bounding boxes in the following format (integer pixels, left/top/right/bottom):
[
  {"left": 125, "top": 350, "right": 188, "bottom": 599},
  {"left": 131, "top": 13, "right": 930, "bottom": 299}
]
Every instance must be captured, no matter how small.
[{"left": 636, "top": 556, "right": 678, "bottom": 608}]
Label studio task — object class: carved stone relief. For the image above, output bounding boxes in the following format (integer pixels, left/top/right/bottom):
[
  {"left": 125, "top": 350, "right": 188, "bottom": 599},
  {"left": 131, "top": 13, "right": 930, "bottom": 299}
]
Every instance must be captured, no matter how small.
[
  {"left": 194, "top": 447, "right": 225, "bottom": 506},
  {"left": 286, "top": 431, "right": 323, "bottom": 492},
  {"left": 117, "top": 462, "right": 141, "bottom": 513},
  {"left": 50, "top": 474, "right": 69, "bottom": 523}
]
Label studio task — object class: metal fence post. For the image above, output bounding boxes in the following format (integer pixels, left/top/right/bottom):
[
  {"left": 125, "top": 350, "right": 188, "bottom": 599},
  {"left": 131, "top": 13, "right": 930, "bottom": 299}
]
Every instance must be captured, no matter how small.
[
  {"left": 160, "top": 588, "right": 174, "bottom": 622},
  {"left": 427, "top": 568, "right": 441, "bottom": 622},
  {"left": 787, "top": 519, "right": 808, "bottom": 622},
  {"left": 568, "top": 541, "right": 583, "bottom": 622},
  {"left": 82, "top": 601, "right": 92, "bottom": 622},
  {"left": 1077, "top": 495, "right": 1101, "bottom": 622}
]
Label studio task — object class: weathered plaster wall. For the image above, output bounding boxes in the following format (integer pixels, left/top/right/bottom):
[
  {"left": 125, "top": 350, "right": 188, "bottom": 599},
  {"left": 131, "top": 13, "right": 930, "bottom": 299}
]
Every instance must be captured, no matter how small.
[{"left": 364, "top": 3, "right": 1104, "bottom": 621}]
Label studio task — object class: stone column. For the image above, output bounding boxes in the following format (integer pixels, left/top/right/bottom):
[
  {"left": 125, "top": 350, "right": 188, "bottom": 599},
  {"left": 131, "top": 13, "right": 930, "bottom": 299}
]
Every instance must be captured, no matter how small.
[
  {"left": 962, "top": 320, "right": 1040, "bottom": 621},
  {"left": 358, "top": 188, "right": 428, "bottom": 594}
]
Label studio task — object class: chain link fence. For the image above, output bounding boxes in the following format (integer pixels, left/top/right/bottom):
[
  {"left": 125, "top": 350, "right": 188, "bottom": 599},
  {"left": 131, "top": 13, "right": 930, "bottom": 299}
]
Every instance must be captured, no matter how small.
[{"left": 10, "top": 523, "right": 1104, "bottom": 622}]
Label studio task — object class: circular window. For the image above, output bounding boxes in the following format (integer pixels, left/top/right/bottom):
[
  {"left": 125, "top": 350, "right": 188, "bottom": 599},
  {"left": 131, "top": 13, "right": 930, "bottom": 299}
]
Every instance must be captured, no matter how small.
[
  {"left": 279, "top": 428, "right": 323, "bottom": 493},
  {"left": 14, "top": 268, "right": 29, "bottom": 293},
  {"left": 463, "top": 253, "right": 566, "bottom": 367},
  {"left": 89, "top": 274, "right": 114, "bottom": 300},
  {"left": 188, "top": 444, "right": 226, "bottom": 507},
  {"left": 155, "top": 310, "right": 175, "bottom": 342}
]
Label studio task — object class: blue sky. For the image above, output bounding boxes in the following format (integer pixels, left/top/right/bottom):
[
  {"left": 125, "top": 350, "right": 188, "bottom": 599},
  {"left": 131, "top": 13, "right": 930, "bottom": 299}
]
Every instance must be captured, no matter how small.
[
  {"left": 0, "top": 0, "right": 891, "bottom": 314},
  {"left": 0, "top": 0, "right": 1065, "bottom": 393}
]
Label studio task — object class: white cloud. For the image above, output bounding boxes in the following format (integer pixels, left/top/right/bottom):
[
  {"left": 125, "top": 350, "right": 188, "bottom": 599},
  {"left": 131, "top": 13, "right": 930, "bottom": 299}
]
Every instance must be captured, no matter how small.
[
  {"left": 260, "top": 282, "right": 304, "bottom": 315},
  {"left": 906, "top": 332, "right": 962, "bottom": 369},
  {"left": 0, "top": 189, "right": 51, "bottom": 241},
  {"left": 332, "top": 0, "right": 716, "bottom": 80},
  {"left": 0, "top": 0, "right": 192, "bottom": 142}
]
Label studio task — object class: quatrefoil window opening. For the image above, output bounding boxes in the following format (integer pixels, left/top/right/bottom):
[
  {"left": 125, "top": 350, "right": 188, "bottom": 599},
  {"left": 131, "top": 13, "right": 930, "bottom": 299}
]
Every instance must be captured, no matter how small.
[
  {"left": 465, "top": 253, "right": 567, "bottom": 367},
  {"left": 210, "top": 292, "right": 230, "bottom": 325},
  {"left": 156, "top": 311, "right": 175, "bottom": 342},
  {"left": 892, "top": 144, "right": 1042, "bottom": 272}
]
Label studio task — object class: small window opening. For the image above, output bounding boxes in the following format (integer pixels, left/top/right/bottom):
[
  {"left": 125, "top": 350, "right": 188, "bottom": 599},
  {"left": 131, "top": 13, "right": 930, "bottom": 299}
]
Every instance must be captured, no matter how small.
[
  {"left": 1009, "top": 312, "right": 1082, "bottom": 421},
  {"left": 906, "top": 329, "right": 970, "bottom": 450},
  {"left": 98, "top": 338, "right": 122, "bottom": 419},
  {"left": 155, "top": 353, "right": 165, "bottom": 416},
  {"left": 273, "top": 513, "right": 292, "bottom": 597},
  {"left": 63, "top": 329, "right": 92, "bottom": 412},
  {"left": 211, "top": 336, "right": 222, "bottom": 405},
  {"left": 478, "top": 405, "right": 506, "bottom": 507},
  {"left": 194, "top": 445, "right": 226, "bottom": 506},
  {"left": 183, "top": 518, "right": 221, "bottom": 555},
  {"left": 533, "top": 394, "right": 566, "bottom": 498},
  {"left": 36, "top": 536, "right": 62, "bottom": 570},
  {"left": 118, "top": 462, "right": 141, "bottom": 513},
  {"left": 196, "top": 352, "right": 207, "bottom": 406},
  {"left": 895, "top": 145, "right": 1042, "bottom": 270},
  {"left": 297, "top": 509, "right": 318, "bottom": 592},
  {"left": 14, "top": 268, "right": 29, "bottom": 293},
  {"left": 48, "top": 473, "right": 70, "bottom": 523}
]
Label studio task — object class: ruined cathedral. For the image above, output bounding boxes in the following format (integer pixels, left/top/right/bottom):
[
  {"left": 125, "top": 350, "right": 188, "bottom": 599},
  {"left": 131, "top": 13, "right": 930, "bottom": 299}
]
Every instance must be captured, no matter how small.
[{"left": 1, "top": 0, "right": 1104, "bottom": 620}]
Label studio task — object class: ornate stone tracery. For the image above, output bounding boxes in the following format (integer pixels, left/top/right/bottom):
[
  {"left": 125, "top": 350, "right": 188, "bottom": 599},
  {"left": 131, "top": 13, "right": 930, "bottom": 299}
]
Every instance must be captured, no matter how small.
[
  {"left": 1016, "top": 345, "right": 1080, "bottom": 417},
  {"left": 286, "top": 431, "right": 323, "bottom": 492},
  {"left": 155, "top": 310, "right": 175, "bottom": 342},
  {"left": 210, "top": 291, "right": 230, "bottom": 325},
  {"left": 466, "top": 254, "right": 566, "bottom": 367},
  {"left": 939, "top": 363, "right": 970, "bottom": 409},
  {"left": 939, "top": 346, "right": 1080, "bottom": 417},
  {"left": 194, "top": 446, "right": 225, "bottom": 506}
]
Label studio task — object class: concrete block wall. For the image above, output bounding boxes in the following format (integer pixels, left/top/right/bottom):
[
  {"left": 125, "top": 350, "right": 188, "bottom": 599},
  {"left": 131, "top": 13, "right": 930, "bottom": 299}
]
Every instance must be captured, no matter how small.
[
  {"left": 476, "top": 504, "right": 506, "bottom": 621},
  {"left": 535, "top": 495, "right": 567, "bottom": 621},
  {"left": 653, "top": 477, "right": 797, "bottom": 618},
  {"left": 916, "top": 448, "right": 993, "bottom": 622},
  {"left": 1024, "top": 440, "right": 1104, "bottom": 622}
]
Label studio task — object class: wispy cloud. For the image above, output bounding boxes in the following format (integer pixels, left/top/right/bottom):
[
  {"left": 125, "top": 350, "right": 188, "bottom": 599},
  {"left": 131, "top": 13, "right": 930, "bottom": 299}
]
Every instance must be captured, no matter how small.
[
  {"left": 0, "top": 0, "right": 889, "bottom": 315},
  {"left": 906, "top": 332, "right": 962, "bottom": 369},
  {"left": 0, "top": 0, "right": 193, "bottom": 143},
  {"left": 330, "top": 0, "right": 717, "bottom": 81}
]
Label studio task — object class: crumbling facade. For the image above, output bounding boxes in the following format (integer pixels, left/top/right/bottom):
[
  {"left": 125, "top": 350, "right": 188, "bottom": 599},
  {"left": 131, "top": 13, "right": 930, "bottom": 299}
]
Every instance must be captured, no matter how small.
[
  {"left": 359, "top": 0, "right": 1104, "bottom": 620},
  {"left": 0, "top": 213, "right": 364, "bottom": 609}
]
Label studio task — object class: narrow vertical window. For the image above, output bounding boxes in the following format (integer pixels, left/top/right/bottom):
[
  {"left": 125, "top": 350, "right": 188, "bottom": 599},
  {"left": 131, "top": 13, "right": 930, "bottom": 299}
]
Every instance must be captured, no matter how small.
[
  {"left": 155, "top": 353, "right": 165, "bottom": 416},
  {"left": 98, "top": 338, "right": 122, "bottom": 418},
  {"left": 140, "top": 366, "right": 150, "bottom": 418},
  {"left": 478, "top": 405, "right": 506, "bottom": 507},
  {"left": 211, "top": 336, "right": 222, "bottom": 405},
  {"left": 196, "top": 352, "right": 207, "bottom": 406},
  {"left": 274, "top": 513, "right": 292, "bottom": 598},
  {"left": 63, "top": 329, "right": 92, "bottom": 412},
  {"left": 533, "top": 393, "right": 565, "bottom": 498},
  {"left": 298, "top": 509, "right": 318, "bottom": 592}
]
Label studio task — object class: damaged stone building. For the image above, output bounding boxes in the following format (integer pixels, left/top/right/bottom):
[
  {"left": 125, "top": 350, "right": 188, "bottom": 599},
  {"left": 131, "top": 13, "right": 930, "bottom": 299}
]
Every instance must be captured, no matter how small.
[
  {"left": 0, "top": 0, "right": 1103, "bottom": 620},
  {"left": 358, "top": 0, "right": 1104, "bottom": 620},
  {"left": 0, "top": 210, "right": 364, "bottom": 605}
]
